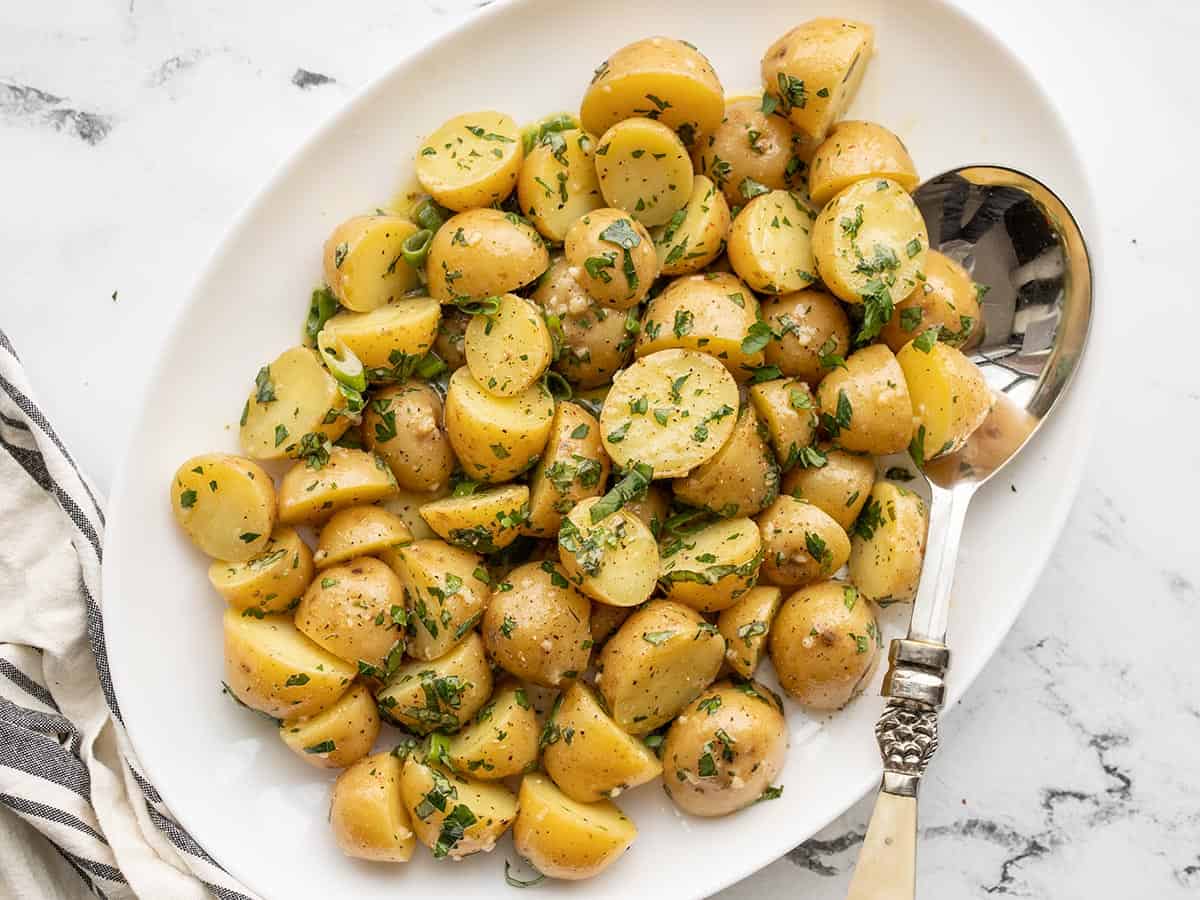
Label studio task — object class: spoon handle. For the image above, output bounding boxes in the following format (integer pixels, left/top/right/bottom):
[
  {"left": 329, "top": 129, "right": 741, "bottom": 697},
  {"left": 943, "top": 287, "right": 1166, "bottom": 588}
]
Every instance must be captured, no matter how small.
[{"left": 845, "top": 789, "right": 917, "bottom": 900}]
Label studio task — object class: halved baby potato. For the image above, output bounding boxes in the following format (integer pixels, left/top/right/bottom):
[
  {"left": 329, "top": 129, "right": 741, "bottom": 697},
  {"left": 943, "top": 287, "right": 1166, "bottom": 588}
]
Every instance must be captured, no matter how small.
[
  {"left": 419, "top": 485, "right": 529, "bottom": 553},
  {"left": 524, "top": 401, "right": 610, "bottom": 538},
  {"left": 594, "top": 118, "right": 694, "bottom": 227},
  {"left": 761, "top": 289, "right": 852, "bottom": 385},
  {"left": 426, "top": 209, "right": 548, "bottom": 302},
  {"left": 222, "top": 609, "right": 356, "bottom": 720},
  {"left": 388, "top": 539, "right": 489, "bottom": 662},
  {"left": 897, "top": 338, "right": 993, "bottom": 461},
  {"left": 816, "top": 344, "right": 913, "bottom": 455},
  {"left": 400, "top": 758, "right": 518, "bottom": 859},
  {"left": 171, "top": 454, "right": 275, "bottom": 561},
  {"left": 415, "top": 110, "right": 524, "bottom": 211},
  {"left": 518, "top": 128, "right": 604, "bottom": 242},
  {"left": 446, "top": 681, "right": 539, "bottom": 780},
  {"left": 209, "top": 526, "right": 314, "bottom": 612},
  {"left": 314, "top": 506, "right": 413, "bottom": 569},
  {"left": 717, "top": 585, "right": 782, "bottom": 679},
  {"left": 782, "top": 446, "right": 876, "bottom": 531},
  {"left": 636, "top": 272, "right": 763, "bottom": 379},
  {"left": 660, "top": 516, "right": 762, "bottom": 613},
  {"left": 651, "top": 175, "right": 731, "bottom": 276},
  {"left": 810, "top": 177, "right": 928, "bottom": 306},
  {"left": 295, "top": 556, "right": 406, "bottom": 672},
  {"left": 590, "top": 603, "right": 632, "bottom": 647},
  {"left": 443, "top": 367, "right": 556, "bottom": 482},
  {"left": 543, "top": 682, "right": 663, "bottom": 802},
  {"left": 693, "top": 96, "right": 802, "bottom": 205},
  {"left": 564, "top": 208, "right": 659, "bottom": 309},
  {"left": 535, "top": 259, "right": 635, "bottom": 389},
  {"left": 581, "top": 36, "right": 725, "bottom": 144},
  {"left": 361, "top": 382, "right": 457, "bottom": 494},
  {"left": 881, "top": 250, "right": 982, "bottom": 352},
  {"left": 808, "top": 120, "right": 919, "bottom": 207},
  {"left": 323, "top": 215, "right": 421, "bottom": 312},
  {"left": 464, "top": 293, "right": 553, "bottom": 397},
  {"left": 279, "top": 682, "right": 380, "bottom": 769},
  {"left": 600, "top": 348, "right": 740, "bottom": 478},
  {"left": 322, "top": 298, "right": 442, "bottom": 370},
  {"left": 748, "top": 378, "right": 819, "bottom": 470},
  {"left": 380, "top": 488, "right": 446, "bottom": 543},
  {"left": 329, "top": 752, "right": 416, "bottom": 862},
  {"left": 847, "top": 482, "right": 928, "bottom": 603},
  {"left": 239, "top": 347, "right": 350, "bottom": 460},
  {"left": 517, "top": 774, "right": 638, "bottom": 881},
  {"left": 757, "top": 495, "right": 851, "bottom": 587},
  {"left": 377, "top": 633, "right": 493, "bottom": 734},
  {"left": 726, "top": 189, "right": 818, "bottom": 295},
  {"left": 277, "top": 448, "right": 398, "bottom": 525},
  {"left": 558, "top": 497, "right": 659, "bottom": 609},
  {"left": 673, "top": 405, "right": 778, "bottom": 517}
]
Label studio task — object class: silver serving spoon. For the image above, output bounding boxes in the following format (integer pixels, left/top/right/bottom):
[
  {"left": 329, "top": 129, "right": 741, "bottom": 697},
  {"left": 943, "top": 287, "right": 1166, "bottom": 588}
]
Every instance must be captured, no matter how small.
[{"left": 845, "top": 166, "right": 1093, "bottom": 899}]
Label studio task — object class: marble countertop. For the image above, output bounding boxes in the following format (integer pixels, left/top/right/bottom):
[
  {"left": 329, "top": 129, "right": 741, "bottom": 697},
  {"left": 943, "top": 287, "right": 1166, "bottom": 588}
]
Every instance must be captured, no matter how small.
[{"left": 4, "top": 0, "right": 1198, "bottom": 897}]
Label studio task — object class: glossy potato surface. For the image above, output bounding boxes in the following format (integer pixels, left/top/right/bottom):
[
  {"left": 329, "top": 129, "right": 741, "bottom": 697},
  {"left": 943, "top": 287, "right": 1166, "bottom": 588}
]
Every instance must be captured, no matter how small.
[
  {"left": 415, "top": 110, "right": 523, "bottom": 211},
  {"left": 594, "top": 118, "right": 694, "bottom": 227},
  {"left": 171, "top": 454, "right": 275, "bottom": 561}
]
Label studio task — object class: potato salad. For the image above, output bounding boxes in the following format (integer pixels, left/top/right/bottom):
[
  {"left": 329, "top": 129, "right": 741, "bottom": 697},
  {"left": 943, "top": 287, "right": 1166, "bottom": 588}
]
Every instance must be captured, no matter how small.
[{"left": 170, "top": 17, "right": 995, "bottom": 882}]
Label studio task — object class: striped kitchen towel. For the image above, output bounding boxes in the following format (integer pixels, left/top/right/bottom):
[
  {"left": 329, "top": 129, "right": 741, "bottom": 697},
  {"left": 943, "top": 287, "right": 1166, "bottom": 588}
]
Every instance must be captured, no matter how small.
[{"left": 0, "top": 330, "right": 256, "bottom": 900}]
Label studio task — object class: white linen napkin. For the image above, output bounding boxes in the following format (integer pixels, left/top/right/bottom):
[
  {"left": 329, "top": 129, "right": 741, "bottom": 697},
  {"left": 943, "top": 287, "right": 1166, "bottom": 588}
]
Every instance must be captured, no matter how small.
[{"left": 0, "top": 330, "right": 256, "bottom": 900}]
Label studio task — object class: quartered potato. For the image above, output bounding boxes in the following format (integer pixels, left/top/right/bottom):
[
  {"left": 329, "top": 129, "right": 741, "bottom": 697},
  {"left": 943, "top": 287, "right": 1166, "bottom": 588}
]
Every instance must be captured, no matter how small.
[
  {"left": 524, "top": 401, "right": 610, "bottom": 537},
  {"left": 323, "top": 215, "right": 421, "bottom": 312},
  {"left": 171, "top": 454, "right": 275, "bottom": 561},
  {"left": 518, "top": 128, "right": 604, "bottom": 241},
  {"left": 208, "top": 526, "right": 314, "bottom": 612},
  {"left": 464, "top": 293, "right": 553, "bottom": 397},
  {"left": 446, "top": 681, "right": 539, "bottom": 779},
  {"left": 769, "top": 580, "right": 881, "bottom": 709},
  {"left": 881, "top": 249, "right": 982, "bottom": 351},
  {"left": 717, "top": 586, "right": 782, "bottom": 678},
  {"left": 564, "top": 208, "right": 659, "bottom": 309},
  {"left": 594, "top": 118, "right": 694, "bottom": 227},
  {"left": 782, "top": 446, "right": 875, "bottom": 531},
  {"left": 426, "top": 209, "right": 548, "bottom": 301},
  {"left": 599, "top": 348, "right": 740, "bottom": 478},
  {"left": 415, "top": 110, "right": 524, "bottom": 211},
  {"left": 596, "top": 599, "right": 725, "bottom": 733},
  {"left": 515, "top": 773, "right": 638, "bottom": 881},
  {"left": 673, "top": 405, "right": 779, "bottom": 517},
  {"left": 748, "top": 378, "right": 819, "bottom": 470},
  {"left": 543, "top": 682, "right": 663, "bottom": 802},
  {"left": 761, "top": 18, "right": 875, "bottom": 145},
  {"left": 726, "top": 189, "right": 818, "bottom": 295},
  {"left": 810, "top": 177, "right": 928, "bottom": 306},
  {"left": 816, "top": 344, "right": 913, "bottom": 455},
  {"left": 636, "top": 272, "right": 763, "bottom": 379},
  {"left": 380, "top": 488, "right": 446, "bottom": 542},
  {"left": 419, "top": 485, "right": 528, "bottom": 553},
  {"left": 322, "top": 298, "right": 442, "bottom": 370},
  {"left": 239, "top": 347, "right": 350, "bottom": 460},
  {"left": 757, "top": 495, "right": 851, "bottom": 587},
  {"left": 581, "top": 36, "right": 724, "bottom": 145},
  {"left": 808, "top": 120, "right": 919, "bottom": 207},
  {"left": 294, "top": 556, "right": 406, "bottom": 672},
  {"left": 660, "top": 516, "right": 763, "bottom": 613},
  {"left": 651, "top": 175, "right": 731, "bottom": 276},
  {"left": 400, "top": 758, "right": 518, "bottom": 859},
  {"left": 847, "top": 482, "right": 927, "bottom": 603},
  {"left": 558, "top": 497, "right": 659, "bottom": 608},
  {"left": 388, "top": 539, "right": 489, "bottom": 661},
  {"left": 535, "top": 258, "right": 635, "bottom": 389},
  {"left": 482, "top": 560, "right": 592, "bottom": 688},
  {"left": 222, "top": 609, "right": 356, "bottom": 719},
  {"left": 277, "top": 448, "right": 398, "bottom": 525},
  {"left": 361, "top": 382, "right": 456, "bottom": 494},
  {"left": 314, "top": 506, "right": 412, "bottom": 569},
  {"left": 444, "top": 367, "right": 556, "bottom": 482},
  {"left": 330, "top": 752, "right": 416, "bottom": 862},
  {"left": 279, "top": 682, "right": 380, "bottom": 770},
  {"left": 761, "top": 289, "right": 852, "bottom": 385},
  {"left": 898, "top": 338, "right": 993, "bottom": 460},
  {"left": 694, "top": 96, "right": 802, "bottom": 205},
  {"left": 377, "top": 633, "right": 493, "bottom": 733}
]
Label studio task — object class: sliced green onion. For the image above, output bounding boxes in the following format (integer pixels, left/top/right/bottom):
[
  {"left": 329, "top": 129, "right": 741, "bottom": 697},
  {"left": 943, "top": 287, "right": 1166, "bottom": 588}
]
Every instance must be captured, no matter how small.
[
  {"left": 304, "top": 287, "right": 340, "bottom": 344},
  {"left": 402, "top": 228, "right": 433, "bottom": 269},
  {"left": 453, "top": 295, "right": 502, "bottom": 316},
  {"left": 544, "top": 371, "right": 572, "bottom": 401},
  {"left": 412, "top": 197, "right": 451, "bottom": 232},
  {"left": 316, "top": 330, "right": 367, "bottom": 391},
  {"left": 414, "top": 351, "right": 447, "bottom": 380}
]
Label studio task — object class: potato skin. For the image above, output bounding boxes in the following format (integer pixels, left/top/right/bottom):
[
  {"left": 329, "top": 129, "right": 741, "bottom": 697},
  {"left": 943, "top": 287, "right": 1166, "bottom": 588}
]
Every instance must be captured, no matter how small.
[
  {"left": 362, "top": 382, "right": 457, "bottom": 494},
  {"left": 782, "top": 446, "right": 875, "bottom": 531},
  {"left": 757, "top": 495, "right": 851, "bottom": 587},
  {"left": 414, "top": 110, "right": 523, "bottom": 211},
  {"left": 323, "top": 215, "right": 420, "bottom": 312},
  {"left": 816, "top": 344, "right": 913, "bottom": 455},
  {"left": 295, "top": 556, "right": 406, "bottom": 671},
  {"left": 769, "top": 580, "right": 881, "bottom": 709},
  {"left": 847, "top": 482, "right": 927, "bottom": 603},
  {"left": 543, "top": 682, "right": 663, "bottom": 802},
  {"left": 482, "top": 560, "right": 591, "bottom": 688},
  {"left": 761, "top": 289, "right": 851, "bottom": 385},
  {"left": 597, "top": 599, "right": 725, "bottom": 734},
  {"left": 694, "top": 96, "right": 801, "bottom": 205},
  {"left": 808, "top": 120, "right": 918, "bottom": 207},
  {"left": 881, "top": 250, "right": 982, "bottom": 352},
  {"left": 171, "top": 454, "right": 275, "bottom": 562},
  {"left": 524, "top": 401, "right": 610, "bottom": 538},
  {"left": 534, "top": 258, "right": 635, "bottom": 389},
  {"left": 279, "top": 682, "right": 381, "bottom": 769},
  {"left": 564, "top": 208, "right": 659, "bottom": 309},
  {"left": 426, "top": 209, "right": 548, "bottom": 301},
  {"left": 717, "top": 586, "right": 782, "bottom": 679},
  {"left": 329, "top": 752, "right": 416, "bottom": 862},
  {"left": 208, "top": 526, "right": 312, "bottom": 612},
  {"left": 514, "top": 773, "right": 637, "bottom": 881},
  {"left": 313, "top": 506, "right": 413, "bottom": 570},
  {"left": 662, "top": 680, "right": 787, "bottom": 816},
  {"left": 673, "top": 405, "right": 779, "bottom": 517}
]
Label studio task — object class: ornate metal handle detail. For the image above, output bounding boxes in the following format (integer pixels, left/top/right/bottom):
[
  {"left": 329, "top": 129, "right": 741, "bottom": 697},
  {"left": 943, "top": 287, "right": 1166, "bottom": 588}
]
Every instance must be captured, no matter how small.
[{"left": 876, "top": 637, "right": 949, "bottom": 797}]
